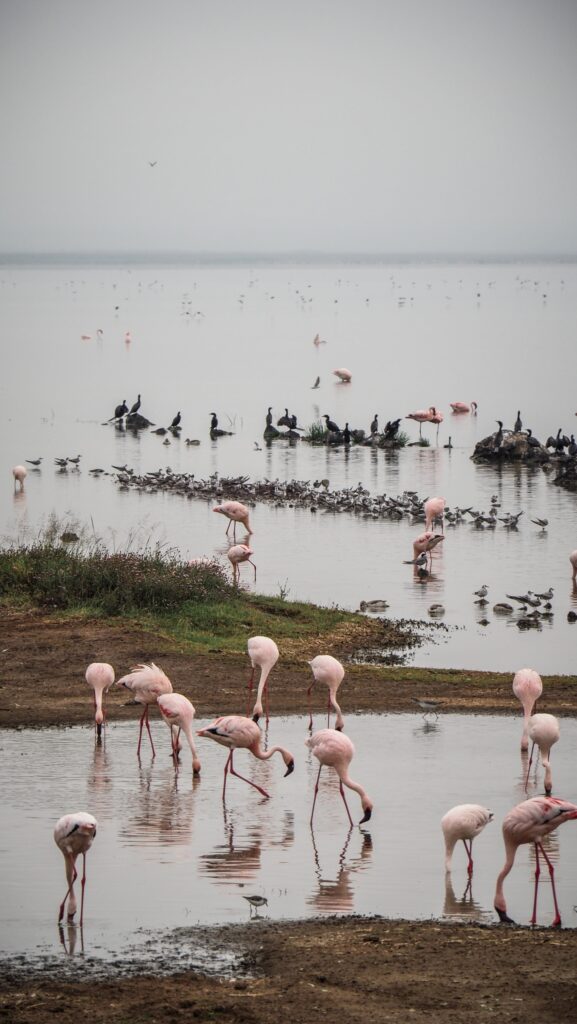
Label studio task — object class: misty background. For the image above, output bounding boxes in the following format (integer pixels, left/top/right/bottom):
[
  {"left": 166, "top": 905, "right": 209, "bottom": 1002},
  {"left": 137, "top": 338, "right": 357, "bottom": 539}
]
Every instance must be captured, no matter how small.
[{"left": 1, "top": 0, "right": 577, "bottom": 256}]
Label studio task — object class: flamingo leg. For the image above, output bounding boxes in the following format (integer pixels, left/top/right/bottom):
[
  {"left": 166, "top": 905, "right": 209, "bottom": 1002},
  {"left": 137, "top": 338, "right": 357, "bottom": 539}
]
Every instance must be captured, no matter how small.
[
  {"left": 79, "top": 852, "right": 87, "bottom": 928},
  {"left": 538, "top": 842, "right": 562, "bottom": 927},
  {"left": 338, "top": 780, "right": 354, "bottom": 828},
  {"left": 139, "top": 705, "right": 156, "bottom": 757},
  {"left": 228, "top": 750, "right": 270, "bottom": 798},
  {"left": 462, "top": 838, "right": 474, "bottom": 876},
  {"left": 525, "top": 742, "right": 536, "bottom": 790},
  {"left": 248, "top": 558, "right": 257, "bottom": 580},
  {"left": 307, "top": 684, "right": 314, "bottom": 731},
  {"left": 226, "top": 519, "right": 232, "bottom": 536},
  {"left": 326, "top": 693, "right": 332, "bottom": 728},
  {"left": 310, "top": 763, "right": 323, "bottom": 825},
  {"left": 265, "top": 682, "right": 270, "bottom": 726},
  {"left": 531, "top": 842, "right": 541, "bottom": 925},
  {"left": 58, "top": 854, "right": 78, "bottom": 923}
]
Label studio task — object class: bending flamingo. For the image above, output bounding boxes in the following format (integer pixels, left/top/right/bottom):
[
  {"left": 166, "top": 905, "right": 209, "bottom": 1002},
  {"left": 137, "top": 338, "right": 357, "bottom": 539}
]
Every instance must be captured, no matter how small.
[
  {"left": 308, "top": 654, "right": 345, "bottom": 731},
  {"left": 247, "top": 635, "right": 279, "bottom": 723},
  {"left": 450, "top": 401, "right": 478, "bottom": 414},
  {"left": 333, "top": 368, "right": 352, "bottom": 383},
  {"left": 12, "top": 465, "right": 27, "bottom": 491},
  {"left": 85, "top": 662, "right": 114, "bottom": 739},
  {"left": 116, "top": 662, "right": 173, "bottom": 756},
  {"left": 424, "top": 496, "right": 446, "bottom": 533},
  {"left": 54, "top": 812, "right": 97, "bottom": 927},
  {"left": 570, "top": 550, "right": 577, "bottom": 580},
  {"left": 441, "top": 804, "right": 493, "bottom": 875},
  {"left": 429, "top": 407, "right": 444, "bottom": 443},
  {"left": 227, "top": 543, "right": 257, "bottom": 582},
  {"left": 307, "top": 729, "right": 372, "bottom": 826},
  {"left": 526, "top": 713, "right": 560, "bottom": 794},
  {"left": 494, "top": 796, "right": 577, "bottom": 926},
  {"left": 213, "top": 501, "right": 252, "bottom": 537},
  {"left": 411, "top": 531, "right": 444, "bottom": 568},
  {"left": 197, "top": 715, "right": 294, "bottom": 800},
  {"left": 157, "top": 693, "right": 201, "bottom": 774},
  {"left": 512, "top": 668, "right": 543, "bottom": 750}
]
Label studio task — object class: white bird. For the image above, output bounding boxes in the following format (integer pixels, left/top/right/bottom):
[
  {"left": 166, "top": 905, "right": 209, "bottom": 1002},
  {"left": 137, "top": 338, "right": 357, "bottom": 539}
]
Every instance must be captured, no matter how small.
[
  {"left": 246, "top": 636, "right": 279, "bottom": 723},
  {"left": 85, "top": 662, "right": 114, "bottom": 739},
  {"left": 526, "top": 713, "right": 560, "bottom": 794},
  {"left": 474, "top": 585, "right": 488, "bottom": 598},
  {"left": 54, "top": 812, "right": 97, "bottom": 926},
  {"left": 116, "top": 662, "right": 173, "bottom": 756},
  {"left": 441, "top": 804, "right": 493, "bottom": 875}
]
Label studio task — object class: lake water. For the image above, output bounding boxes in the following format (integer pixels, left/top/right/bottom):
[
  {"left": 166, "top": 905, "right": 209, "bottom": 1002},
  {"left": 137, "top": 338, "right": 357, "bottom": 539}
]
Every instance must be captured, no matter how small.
[
  {"left": 1, "top": 257, "right": 577, "bottom": 671},
  {"left": 2, "top": 713, "right": 577, "bottom": 966}
]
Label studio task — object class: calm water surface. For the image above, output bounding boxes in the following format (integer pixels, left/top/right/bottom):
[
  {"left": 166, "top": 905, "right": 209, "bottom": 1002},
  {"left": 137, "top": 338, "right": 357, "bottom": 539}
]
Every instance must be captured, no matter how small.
[
  {"left": 1, "top": 259, "right": 577, "bottom": 671},
  {"left": 2, "top": 714, "right": 577, "bottom": 963}
]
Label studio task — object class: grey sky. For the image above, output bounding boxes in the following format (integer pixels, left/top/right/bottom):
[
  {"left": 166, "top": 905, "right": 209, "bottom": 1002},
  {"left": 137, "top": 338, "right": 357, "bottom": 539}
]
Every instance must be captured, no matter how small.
[{"left": 1, "top": 0, "right": 577, "bottom": 254}]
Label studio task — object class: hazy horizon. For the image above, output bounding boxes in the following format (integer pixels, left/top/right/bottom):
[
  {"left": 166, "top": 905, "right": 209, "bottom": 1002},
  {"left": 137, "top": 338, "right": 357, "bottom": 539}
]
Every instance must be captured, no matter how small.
[{"left": 2, "top": 0, "right": 577, "bottom": 256}]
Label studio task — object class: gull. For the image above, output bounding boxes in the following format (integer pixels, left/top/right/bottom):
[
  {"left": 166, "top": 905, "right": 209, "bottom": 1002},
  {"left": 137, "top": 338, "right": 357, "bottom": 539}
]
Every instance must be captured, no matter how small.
[
  {"left": 148, "top": 160, "right": 157, "bottom": 167},
  {"left": 531, "top": 518, "right": 549, "bottom": 530},
  {"left": 534, "top": 587, "right": 554, "bottom": 600},
  {"left": 474, "top": 585, "right": 488, "bottom": 598},
  {"left": 26, "top": 458, "right": 42, "bottom": 466},
  {"left": 403, "top": 552, "right": 428, "bottom": 568}
]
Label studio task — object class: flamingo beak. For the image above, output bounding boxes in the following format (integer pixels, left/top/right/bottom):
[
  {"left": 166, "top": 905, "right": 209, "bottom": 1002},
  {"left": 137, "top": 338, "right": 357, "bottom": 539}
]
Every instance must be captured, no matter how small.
[
  {"left": 252, "top": 712, "right": 260, "bottom": 723},
  {"left": 284, "top": 760, "right": 295, "bottom": 777},
  {"left": 359, "top": 808, "right": 372, "bottom": 824},
  {"left": 496, "top": 908, "right": 515, "bottom": 924}
]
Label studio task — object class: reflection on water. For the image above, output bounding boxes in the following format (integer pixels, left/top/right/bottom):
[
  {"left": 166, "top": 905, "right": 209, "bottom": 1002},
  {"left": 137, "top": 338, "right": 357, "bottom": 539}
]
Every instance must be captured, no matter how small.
[
  {"left": 442, "top": 874, "right": 490, "bottom": 923},
  {"left": 308, "top": 828, "right": 373, "bottom": 913},
  {"left": 58, "top": 922, "right": 84, "bottom": 957}
]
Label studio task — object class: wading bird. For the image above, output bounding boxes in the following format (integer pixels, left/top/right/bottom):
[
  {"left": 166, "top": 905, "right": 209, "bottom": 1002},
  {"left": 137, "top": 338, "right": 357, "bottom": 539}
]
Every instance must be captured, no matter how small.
[
  {"left": 227, "top": 543, "right": 257, "bottom": 582},
  {"left": 213, "top": 500, "right": 252, "bottom": 537},
  {"left": 494, "top": 796, "right": 577, "bottom": 926},
  {"left": 307, "top": 655, "right": 345, "bottom": 731},
  {"left": 512, "top": 668, "right": 543, "bottom": 750},
  {"left": 406, "top": 406, "right": 435, "bottom": 437},
  {"left": 307, "top": 729, "right": 372, "bottom": 826},
  {"left": 246, "top": 636, "right": 279, "bottom": 723},
  {"left": 411, "top": 531, "right": 444, "bottom": 567},
  {"left": 424, "top": 496, "right": 446, "bottom": 533},
  {"left": 197, "top": 715, "right": 294, "bottom": 800},
  {"left": 12, "top": 465, "right": 27, "bottom": 491},
  {"left": 243, "top": 895, "right": 268, "bottom": 916},
  {"left": 116, "top": 662, "right": 173, "bottom": 756},
  {"left": 85, "top": 662, "right": 114, "bottom": 739},
  {"left": 441, "top": 804, "right": 493, "bottom": 875},
  {"left": 157, "top": 693, "right": 201, "bottom": 773},
  {"left": 526, "top": 714, "right": 560, "bottom": 794},
  {"left": 450, "top": 401, "right": 478, "bottom": 414},
  {"left": 54, "top": 812, "right": 97, "bottom": 927},
  {"left": 333, "top": 368, "right": 352, "bottom": 383}
]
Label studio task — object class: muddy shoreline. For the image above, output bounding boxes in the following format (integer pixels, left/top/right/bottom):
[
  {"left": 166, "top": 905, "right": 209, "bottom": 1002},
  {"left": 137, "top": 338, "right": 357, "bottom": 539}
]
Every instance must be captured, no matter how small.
[{"left": 2, "top": 609, "right": 577, "bottom": 1023}]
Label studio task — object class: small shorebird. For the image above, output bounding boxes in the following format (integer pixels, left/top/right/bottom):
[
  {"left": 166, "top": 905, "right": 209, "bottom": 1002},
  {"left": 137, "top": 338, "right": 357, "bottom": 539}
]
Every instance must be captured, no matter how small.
[
  {"left": 243, "top": 895, "right": 268, "bottom": 916},
  {"left": 412, "top": 697, "right": 444, "bottom": 718}
]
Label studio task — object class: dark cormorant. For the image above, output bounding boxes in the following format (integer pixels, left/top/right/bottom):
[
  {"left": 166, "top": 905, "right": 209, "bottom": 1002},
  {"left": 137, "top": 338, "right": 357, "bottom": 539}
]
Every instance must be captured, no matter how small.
[
  {"left": 324, "top": 414, "right": 340, "bottom": 433},
  {"left": 342, "top": 423, "right": 351, "bottom": 444},
  {"left": 265, "top": 407, "right": 273, "bottom": 427},
  {"left": 210, "top": 413, "right": 218, "bottom": 431},
  {"left": 171, "top": 411, "right": 182, "bottom": 429},
  {"left": 514, "top": 410, "right": 522, "bottom": 432},
  {"left": 370, "top": 414, "right": 379, "bottom": 434},
  {"left": 129, "top": 394, "right": 141, "bottom": 415},
  {"left": 114, "top": 400, "right": 128, "bottom": 419}
]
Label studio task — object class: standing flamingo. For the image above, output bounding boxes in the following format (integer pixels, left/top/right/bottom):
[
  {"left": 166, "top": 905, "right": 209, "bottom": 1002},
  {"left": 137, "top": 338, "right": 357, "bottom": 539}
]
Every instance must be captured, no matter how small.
[
  {"left": 429, "top": 407, "right": 444, "bottom": 443},
  {"left": 115, "top": 662, "right": 173, "bottom": 756},
  {"left": 424, "top": 496, "right": 446, "bottom": 533},
  {"left": 246, "top": 636, "right": 279, "bottom": 723},
  {"left": 227, "top": 543, "right": 257, "bottom": 582},
  {"left": 412, "top": 531, "right": 444, "bottom": 568},
  {"left": 308, "top": 655, "right": 345, "bottom": 731},
  {"left": 307, "top": 729, "right": 372, "bottom": 826},
  {"left": 332, "top": 368, "right": 352, "bottom": 383},
  {"left": 494, "top": 796, "right": 577, "bottom": 926},
  {"left": 406, "top": 407, "right": 435, "bottom": 438},
  {"left": 54, "top": 812, "right": 97, "bottom": 927},
  {"left": 526, "top": 713, "right": 560, "bottom": 794},
  {"left": 450, "top": 401, "right": 478, "bottom": 414},
  {"left": 512, "top": 668, "right": 543, "bottom": 750},
  {"left": 441, "top": 804, "right": 493, "bottom": 875},
  {"left": 197, "top": 715, "right": 294, "bottom": 800},
  {"left": 213, "top": 501, "right": 252, "bottom": 537},
  {"left": 570, "top": 550, "right": 577, "bottom": 580},
  {"left": 157, "top": 693, "right": 201, "bottom": 774},
  {"left": 12, "top": 465, "right": 27, "bottom": 491},
  {"left": 85, "top": 662, "right": 114, "bottom": 739}
]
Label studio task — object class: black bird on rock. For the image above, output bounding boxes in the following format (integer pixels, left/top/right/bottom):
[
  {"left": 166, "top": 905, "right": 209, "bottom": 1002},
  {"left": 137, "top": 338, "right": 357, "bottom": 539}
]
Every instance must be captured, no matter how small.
[
  {"left": 170, "top": 411, "right": 182, "bottom": 429},
  {"left": 114, "top": 400, "right": 128, "bottom": 419},
  {"left": 324, "top": 414, "right": 340, "bottom": 433}
]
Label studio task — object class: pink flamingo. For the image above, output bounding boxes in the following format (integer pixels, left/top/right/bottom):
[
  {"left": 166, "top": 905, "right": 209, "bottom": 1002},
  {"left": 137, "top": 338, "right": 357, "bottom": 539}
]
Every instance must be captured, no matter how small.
[
  {"left": 246, "top": 636, "right": 279, "bottom": 723},
  {"left": 308, "top": 654, "right": 345, "bottom": 731},
  {"left": 197, "top": 715, "right": 294, "bottom": 800},
  {"left": 12, "top": 465, "right": 27, "bottom": 491},
  {"left": 115, "top": 662, "right": 173, "bottom": 756},
  {"left": 570, "top": 550, "right": 577, "bottom": 580},
  {"left": 412, "top": 531, "right": 444, "bottom": 568},
  {"left": 85, "top": 662, "right": 114, "bottom": 739},
  {"left": 441, "top": 804, "right": 493, "bottom": 875},
  {"left": 333, "top": 368, "right": 352, "bottom": 383},
  {"left": 213, "top": 501, "right": 252, "bottom": 537},
  {"left": 512, "top": 668, "right": 543, "bottom": 750},
  {"left": 526, "top": 713, "right": 560, "bottom": 794},
  {"left": 450, "top": 401, "right": 478, "bottom": 414},
  {"left": 424, "top": 496, "right": 446, "bottom": 533},
  {"left": 405, "top": 407, "right": 435, "bottom": 438},
  {"left": 307, "top": 729, "right": 372, "bottom": 826},
  {"left": 227, "top": 543, "right": 257, "bottom": 582},
  {"left": 429, "top": 407, "right": 444, "bottom": 443},
  {"left": 54, "top": 812, "right": 97, "bottom": 927},
  {"left": 157, "top": 693, "right": 201, "bottom": 774},
  {"left": 494, "top": 796, "right": 577, "bottom": 926}
]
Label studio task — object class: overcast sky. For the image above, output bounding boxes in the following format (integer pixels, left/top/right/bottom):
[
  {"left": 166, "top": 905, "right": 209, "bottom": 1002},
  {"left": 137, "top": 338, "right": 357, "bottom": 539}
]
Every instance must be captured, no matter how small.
[{"left": 1, "top": 0, "right": 576, "bottom": 254}]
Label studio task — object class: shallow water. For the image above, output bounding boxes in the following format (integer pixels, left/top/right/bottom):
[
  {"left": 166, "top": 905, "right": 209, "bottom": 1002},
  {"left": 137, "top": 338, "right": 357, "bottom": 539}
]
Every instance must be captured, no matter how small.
[
  {"left": 2, "top": 259, "right": 577, "bottom": 671},
  {"left": 1, "top": 713, "right": 577, "bottom": 963}
]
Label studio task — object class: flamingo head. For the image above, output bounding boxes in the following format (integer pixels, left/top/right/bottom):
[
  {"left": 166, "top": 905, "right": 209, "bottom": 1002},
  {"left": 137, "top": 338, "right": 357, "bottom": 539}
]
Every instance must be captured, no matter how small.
[{"left": 359, "top": 798, "right": 373, "bottom": 824}]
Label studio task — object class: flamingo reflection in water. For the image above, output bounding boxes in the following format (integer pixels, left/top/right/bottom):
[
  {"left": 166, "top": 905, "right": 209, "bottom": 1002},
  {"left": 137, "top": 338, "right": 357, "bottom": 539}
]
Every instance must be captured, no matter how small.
[
  {"left": 442, "top": 874, "right": 487, "bottom": 923},
  {"left": 308, "top": 827, "right": 373, "bottom": 913}
]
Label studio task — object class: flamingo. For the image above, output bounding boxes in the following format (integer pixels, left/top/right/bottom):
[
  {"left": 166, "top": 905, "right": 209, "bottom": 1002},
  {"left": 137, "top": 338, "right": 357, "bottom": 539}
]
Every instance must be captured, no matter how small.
[
  {"left": 429, "top": 407, "right": 444, "bottom": 443},
  {"left": 227, "top": 543, "right": 257, "bottom": 582},
  {"left": 197, "top": 715, "right": 294, "bottom": 800},
  {"left": 526, "top": 714, "right": 560, "bottom": 794},
  {"left": 213, "top": 500, "right": 252, "bottom": 537},
  {"left": 54, "top": 812, "right": 97, "bottom": 927},
  {"left": 308, "top": 655, "right": 345, "bottom": 731},
  {"left": 157, "top": 693, "right": 201, "bottom": 774},
  {"left": 406, "top": 406, "right": 435, "bottom": 437},
  {"left": 412, "top": 531, "right": 444, "bottom": 568},
  {"left": 246, "top": 636, "right": 279, "bottom": 723},
  {"left": 494, "top": 796, "right": 577, "bottom": 926},
  {"left": 441, "top": 804, "right": 493, "bottom": 875},
  {"left": 450, "top": 401, "right": 478, "bottom": 414},
  {"left": 85, "top": 662, "right": 114, "bottom": 739},
  {"left": 307, "top": 729, "right": 372, "bottom": 826},
  {"left": 333, "top": 368, "right": 352, "bottom": 383},
  {"left": 424, "top": 496, "right": 446, "bottom": 533},
  {"left": 570, "top": 550, "right": 577, "bottom": 580},
  {"left": 115, "top": 662, "right": 173, "bottom": 756},
  {"left": 12, "top": 465, "right": 27, "bottom": 491},
  {"left": 512, "top": 668, "right": 543, "bottom": 750}
]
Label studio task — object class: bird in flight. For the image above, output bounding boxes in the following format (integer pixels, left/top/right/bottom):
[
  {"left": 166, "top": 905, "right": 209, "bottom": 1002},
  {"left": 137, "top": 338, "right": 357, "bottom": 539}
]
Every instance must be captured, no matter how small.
[{"left": 148, "top": 160, "right": 157, "bottom": 167}]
